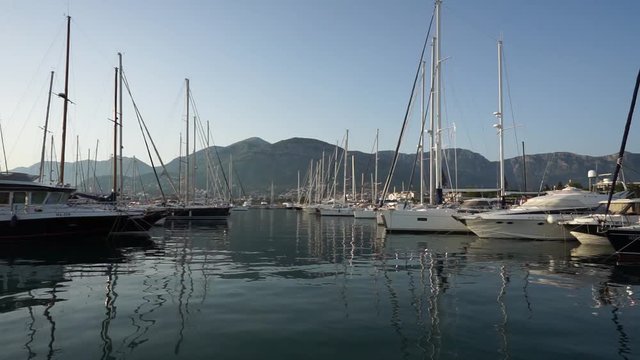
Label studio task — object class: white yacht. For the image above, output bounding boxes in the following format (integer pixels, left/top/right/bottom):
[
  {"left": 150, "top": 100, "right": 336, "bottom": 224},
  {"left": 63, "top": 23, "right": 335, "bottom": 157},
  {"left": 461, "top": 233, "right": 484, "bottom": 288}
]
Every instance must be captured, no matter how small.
[
  {"left": 455, "top": 187, "right": 625, "bottom": 240},
  {"left": 379, "top": 198, "right": 499, "bottom": 233},
  {"left": 558, "top": 198, "right": 640, "bottom": 245}
]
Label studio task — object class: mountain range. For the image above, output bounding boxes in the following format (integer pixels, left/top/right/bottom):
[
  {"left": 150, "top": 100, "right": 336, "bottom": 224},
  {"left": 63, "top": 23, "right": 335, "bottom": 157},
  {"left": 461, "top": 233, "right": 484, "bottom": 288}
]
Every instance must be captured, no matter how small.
[{"left": 11, "top": 137, "right": 638, "bottom": 201}]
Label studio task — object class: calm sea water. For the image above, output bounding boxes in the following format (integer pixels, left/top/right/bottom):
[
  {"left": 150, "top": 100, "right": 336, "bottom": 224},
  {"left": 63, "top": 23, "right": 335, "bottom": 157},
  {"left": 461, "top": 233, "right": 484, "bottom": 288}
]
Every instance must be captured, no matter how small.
[{"left": 1, "top": 209, "right": 639, "bottom": 360}]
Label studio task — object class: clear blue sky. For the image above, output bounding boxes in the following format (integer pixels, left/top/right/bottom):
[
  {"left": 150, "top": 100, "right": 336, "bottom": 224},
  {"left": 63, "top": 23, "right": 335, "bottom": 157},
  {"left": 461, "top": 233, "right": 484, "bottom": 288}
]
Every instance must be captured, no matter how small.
[{"left": 1, "top": 0, "right": 639, "bottom": 171}]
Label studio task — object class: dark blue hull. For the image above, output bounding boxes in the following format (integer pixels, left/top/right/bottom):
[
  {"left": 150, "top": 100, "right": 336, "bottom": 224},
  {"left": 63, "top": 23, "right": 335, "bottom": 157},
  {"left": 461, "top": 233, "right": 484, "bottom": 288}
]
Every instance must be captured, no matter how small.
[
  {"left": 606, "top": 227, "right": 640, "bottom": 262},
  {"left": 0, "top": 213, "right": 131, "bottom": 241}
]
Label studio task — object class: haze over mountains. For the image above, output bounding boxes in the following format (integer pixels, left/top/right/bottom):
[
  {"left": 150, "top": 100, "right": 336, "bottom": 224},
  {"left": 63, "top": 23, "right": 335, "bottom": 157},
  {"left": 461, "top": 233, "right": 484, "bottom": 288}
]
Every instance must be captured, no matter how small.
[{"left": 12, "top": 137, "right": 639, "bottom": 200}]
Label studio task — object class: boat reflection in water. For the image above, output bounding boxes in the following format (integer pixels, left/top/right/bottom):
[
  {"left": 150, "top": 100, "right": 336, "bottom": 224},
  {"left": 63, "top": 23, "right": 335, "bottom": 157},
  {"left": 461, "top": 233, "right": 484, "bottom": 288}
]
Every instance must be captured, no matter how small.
[
  {"left": 0, "top": 234, "right": 153, "bottom": 360},
  {"left": 1, "top": 211, "right": 639, "bottom": 359}
]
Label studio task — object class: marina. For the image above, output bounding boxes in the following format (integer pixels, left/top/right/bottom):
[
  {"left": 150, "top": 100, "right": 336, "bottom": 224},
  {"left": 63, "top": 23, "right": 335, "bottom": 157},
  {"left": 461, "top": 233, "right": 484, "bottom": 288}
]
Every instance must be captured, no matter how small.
[
  {"left": 1, "top": 209, "right": 639, "bottom": 359},
  {"left": 1, "top": 1, "right": 640, "bottom": 358}
]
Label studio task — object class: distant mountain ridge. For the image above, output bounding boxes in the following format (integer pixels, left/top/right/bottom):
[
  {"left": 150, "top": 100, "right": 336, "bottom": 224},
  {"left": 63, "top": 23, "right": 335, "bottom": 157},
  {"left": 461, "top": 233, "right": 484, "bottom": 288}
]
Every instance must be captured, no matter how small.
[{"left": 11, "top": 137, "right": 638, "bottom": 198}]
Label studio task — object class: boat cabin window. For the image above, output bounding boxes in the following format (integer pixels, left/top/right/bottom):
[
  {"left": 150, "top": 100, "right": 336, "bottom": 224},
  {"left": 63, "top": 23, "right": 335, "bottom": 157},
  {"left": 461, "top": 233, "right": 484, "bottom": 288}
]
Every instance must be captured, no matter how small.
[
  {"left": 31, "top": 191, "right": 48, "bottom": 205},
  {"left": 0, "top": 192, "right": 9, "bottom": 205},
  {"left": 621, "top": 202, "right": 640, "bottom": 215},
  {"left": 610, "top": 202, "right": 631, "bottom": 214},
  {"left": 12, "top": 192, "right": 27, "bottom": 204},
  {"left": 46, "top": 192, "right": 64, "bottom": 204}
]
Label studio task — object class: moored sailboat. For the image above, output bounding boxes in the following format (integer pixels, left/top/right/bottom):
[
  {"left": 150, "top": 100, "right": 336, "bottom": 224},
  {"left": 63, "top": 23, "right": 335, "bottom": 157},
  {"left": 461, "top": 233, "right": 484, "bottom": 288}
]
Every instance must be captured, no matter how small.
[{"left": 164, "top": 79, "right": 231, "bottom": 222}]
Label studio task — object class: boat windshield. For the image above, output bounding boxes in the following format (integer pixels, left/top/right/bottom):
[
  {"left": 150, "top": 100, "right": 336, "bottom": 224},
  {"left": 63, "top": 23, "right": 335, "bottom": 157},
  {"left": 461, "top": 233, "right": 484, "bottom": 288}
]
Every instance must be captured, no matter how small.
[{"left": 31, "top": 191, "right": 48, "bottom": 205}]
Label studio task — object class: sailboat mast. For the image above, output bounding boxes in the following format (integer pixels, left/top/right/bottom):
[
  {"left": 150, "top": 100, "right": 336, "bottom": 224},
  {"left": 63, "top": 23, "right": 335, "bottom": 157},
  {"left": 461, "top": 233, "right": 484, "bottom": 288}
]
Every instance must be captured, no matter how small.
[
  {"left": 374, "top": 128, "right": 379, "bottom": 204},
  {"left": 434, "top": 0, "right": 443, "bottom": 203},
  {"left": 113, "top": 67, "right": 118, "bottom": 195},
  {"left": 420, "top": 60, "right": 426, "bottom": 205},
  {"left": 185, "top": 78, "right": 190, "bottom": 204},
  {"left": 343, "top": 130, "right": 349, "bottom": 204},
  {"left": 497, "top": 40, "right": 505, "bottom": 199},
  {"left": 605, "top": 69, "right": 640, "bottom": 214},
  {"left": 193, "top": 114, "right": 197, "bottom": 200},
  {"left": 39, "top": 71, "right": 55, "bottom": 182},
  {"left": 522, "top": 141, "right": 527, "bottom": 192},
  {"left": 229, "top": 154, "right": 233, "bottom": 200},
  {"left": 429, "top": 38, "right": 436, "bottom": 205},
  {"left": 118, "top": 53, "right": 124, "bottom": 197},
  {"left": 351, "top": 155, "right": 356, "bottom": 200},
  {"left": 206, "top": 121, "right": 210, "bottom": 197},
  {"left": 50, "top": 136, "right": 55, "bottom": 183},
  {"left": 59, "top": 15, "right": 71, "bottom": 185}
]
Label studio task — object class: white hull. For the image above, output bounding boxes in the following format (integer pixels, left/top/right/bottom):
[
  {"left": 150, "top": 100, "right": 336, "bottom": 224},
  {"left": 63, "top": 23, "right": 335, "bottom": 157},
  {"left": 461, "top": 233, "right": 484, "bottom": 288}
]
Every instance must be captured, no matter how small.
[
  {"left": 461, "top": 214, "right": 576, "bottom": 240},
  {"left": 353, "top": 208, "right": 376, "bottom": 219},
  {"left": 318, "top": 207, "right": 354, "bottom": 217},
  {"left": 379, "top": 208, "right": 469, "bottom": 233},
  {"left": 560, "top": 211, "right": 640, "bottom": 246},
  {"left": 569, "top": 231, "right": 609, "bottom": 246}
]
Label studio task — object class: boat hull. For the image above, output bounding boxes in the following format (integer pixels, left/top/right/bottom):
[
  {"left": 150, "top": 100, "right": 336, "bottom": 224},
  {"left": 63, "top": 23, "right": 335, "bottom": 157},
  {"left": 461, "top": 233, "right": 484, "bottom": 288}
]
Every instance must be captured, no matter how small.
[
  {"left": 380, "top": 208, "right": 469, "bottom": 233},
  {"left": 606, "top": 228, "right": 640, "bottom": 256},
  {"left": 0, "top": 212, "right": 130, "bottom": 240},
  {"left": 459, "top": 215, "right": 576, "bottom": 240},
  {"left": 353, "top": 209, "right": 376, "bottom": 219}
]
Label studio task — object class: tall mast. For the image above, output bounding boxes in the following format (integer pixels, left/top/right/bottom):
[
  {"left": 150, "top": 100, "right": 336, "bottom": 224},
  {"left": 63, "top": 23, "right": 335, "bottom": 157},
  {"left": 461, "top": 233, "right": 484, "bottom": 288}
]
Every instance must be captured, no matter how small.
[
  {"left": 343, "top": 130, "right": 349, "bottom": 204},
  {"left": 185, "top": 78, "right": 190, "bottom": 204},
  {"left": 112, "top": 67, "right": 118, "bottom": 195},
  {"left": 229, "top": 154, "right": 233, "bottom": 200},
  {"left": 50, "top": 136, "right": 55, "bottom": 182},
  {"left": 39, "top": 71, "right": 55, "bottom": 182},
  {"left": 374, "top": 128, "right": 379, "bottom": 204},
  {"left": 193, "top": 114, "right": 197, "bottom": 200},
  {"left": 496, "top": 40, "right": 505, "bottom": 199},
  {"left": 351, "top": 155, "right": 356, "bottom": 200},
  {"left": 420, "top": 59, "right": 426, "bottom": 205},
  {"left": 434, "top": 0, "right": 443, "bottom": 203},
  {"left": 59, "top": 15, "right": 71, "bottom": 185},
  {"left": 206, "top": 120, "right": 210, "bottom": 197},
  {"left": 605, "top": 69, "right": 640, "bottom": 214},
  {"left": 429, "top": 38, "right": 436, "bottom": 205},
  {"left": 118, "top": 53, "right": 124, "bottom": 197}
]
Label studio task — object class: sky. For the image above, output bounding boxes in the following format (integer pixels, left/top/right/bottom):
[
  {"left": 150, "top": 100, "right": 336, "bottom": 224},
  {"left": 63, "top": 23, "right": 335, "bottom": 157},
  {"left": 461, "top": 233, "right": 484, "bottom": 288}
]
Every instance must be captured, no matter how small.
[{"left": 0, "top": 0, "right": 639, "bottom": 172}]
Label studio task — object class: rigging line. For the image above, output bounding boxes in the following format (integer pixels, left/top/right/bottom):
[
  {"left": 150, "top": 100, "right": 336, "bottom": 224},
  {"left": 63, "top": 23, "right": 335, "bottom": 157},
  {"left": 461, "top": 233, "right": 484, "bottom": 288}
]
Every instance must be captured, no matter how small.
[
  {"left": 439, "top": 67, "right": 458, "bottom": 193},
  {"left": 502, "top": 47, "right": 520, "bottom": 154},
  {"left": 538, "top": 152, "right": 555, "bottom": 194},
  {"left": 359, "top": 130, "right": 379, "bottom": 184},
  {"left": 379, "top": 10, "right": 435, "bottom": 207},
  {"left": 0, "top": 121, "right": 9, "bottom": 173},
  {"left": 6, "top": 20, "right": 65, "bottom": 125},
  {"left": 402, "top": 83, "right": 434, "bottom": 206},
  {"left": 188, "top": 94, "right": 232, "bottom": 200},
  {"left": 122, "top": 72, "right": 173, "bottom": 202}
]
